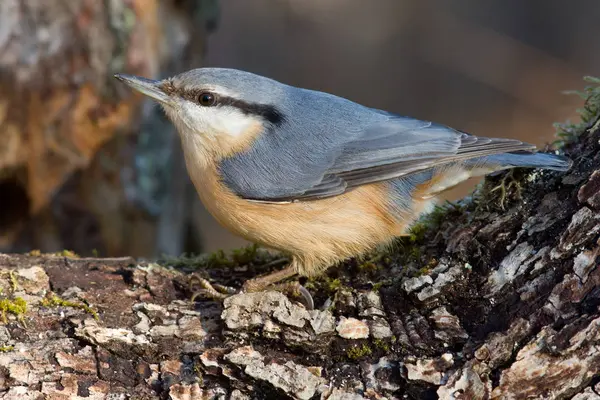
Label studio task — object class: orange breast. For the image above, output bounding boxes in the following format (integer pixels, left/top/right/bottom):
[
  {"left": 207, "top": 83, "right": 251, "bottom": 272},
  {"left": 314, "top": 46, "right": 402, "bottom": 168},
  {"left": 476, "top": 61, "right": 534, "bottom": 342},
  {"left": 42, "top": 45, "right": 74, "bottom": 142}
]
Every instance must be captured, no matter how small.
[{"left": 187, "top": 160, "right": 414, "bottom": 276}]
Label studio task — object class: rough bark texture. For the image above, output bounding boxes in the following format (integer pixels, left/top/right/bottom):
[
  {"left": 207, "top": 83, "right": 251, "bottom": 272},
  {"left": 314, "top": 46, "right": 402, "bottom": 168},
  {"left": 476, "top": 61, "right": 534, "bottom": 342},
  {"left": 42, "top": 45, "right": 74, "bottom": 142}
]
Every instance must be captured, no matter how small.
[
  {"left": 0, "top": 0, "right": 218, "bottom": 257},
  {"left": 1, "top": 112, "right": 599, "bottom": 399}
]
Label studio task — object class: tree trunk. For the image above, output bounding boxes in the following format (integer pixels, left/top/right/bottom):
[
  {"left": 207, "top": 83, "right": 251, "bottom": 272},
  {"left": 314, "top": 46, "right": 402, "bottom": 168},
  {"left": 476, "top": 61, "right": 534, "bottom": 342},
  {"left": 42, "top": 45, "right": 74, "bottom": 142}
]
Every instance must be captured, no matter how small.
[{"left": 0, "top": 0, "right": 218, "bottom": 257}]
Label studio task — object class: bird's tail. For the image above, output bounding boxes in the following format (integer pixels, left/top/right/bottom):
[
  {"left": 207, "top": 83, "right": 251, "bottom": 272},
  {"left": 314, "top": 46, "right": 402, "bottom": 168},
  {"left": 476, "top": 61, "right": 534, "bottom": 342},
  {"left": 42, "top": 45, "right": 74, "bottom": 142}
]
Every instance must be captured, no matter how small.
[
  {"left": 405, "top": 150, "right": 571, "bottom": 201},
  {"left": 466, "top": 151, "right": 572, "bottom": 172}
]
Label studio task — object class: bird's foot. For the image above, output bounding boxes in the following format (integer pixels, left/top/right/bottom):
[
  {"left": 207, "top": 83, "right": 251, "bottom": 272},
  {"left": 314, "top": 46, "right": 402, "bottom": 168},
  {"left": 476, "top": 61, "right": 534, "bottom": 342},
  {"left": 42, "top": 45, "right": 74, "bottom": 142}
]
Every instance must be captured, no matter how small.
[
  {"left": 189, "top": 275, "right": 237, "bottom": 301},
  {"left": 189, "top": 274, "right": 314, "bottom": 310},
  {"left": 242, "top": 279, "right": 314, "bottom": 310},
  {"left": 490, "top": 169, "right": 523, "bottom": 210}
]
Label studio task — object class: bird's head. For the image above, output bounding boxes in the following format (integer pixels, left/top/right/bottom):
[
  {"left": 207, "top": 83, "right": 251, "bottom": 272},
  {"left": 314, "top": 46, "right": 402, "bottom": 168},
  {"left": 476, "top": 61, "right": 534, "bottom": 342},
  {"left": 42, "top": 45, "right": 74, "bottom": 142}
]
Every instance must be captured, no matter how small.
[{"left": 114, "top": 68, "right": 288, "bottom": 159}]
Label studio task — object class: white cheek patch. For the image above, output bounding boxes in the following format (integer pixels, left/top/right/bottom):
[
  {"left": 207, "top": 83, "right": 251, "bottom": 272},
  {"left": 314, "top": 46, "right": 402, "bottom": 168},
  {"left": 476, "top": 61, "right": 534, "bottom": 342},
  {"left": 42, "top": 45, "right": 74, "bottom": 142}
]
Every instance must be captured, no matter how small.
[
  {"left": 206, "top": 106, "right": 259, "bottom": 138},
  {"left": 176, "top": 102, "right": 259, "bottom": 139},
  {"left": 170, "top": 102, "right": 204, "bottom": 133}
]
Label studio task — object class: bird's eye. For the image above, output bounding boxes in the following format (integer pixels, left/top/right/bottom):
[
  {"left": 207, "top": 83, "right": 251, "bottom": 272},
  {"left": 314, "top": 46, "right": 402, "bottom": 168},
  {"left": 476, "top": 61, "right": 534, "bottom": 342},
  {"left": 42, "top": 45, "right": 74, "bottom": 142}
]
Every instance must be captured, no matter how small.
[{"left": 198, "top": 92, "right": 216, "bottom": 106}]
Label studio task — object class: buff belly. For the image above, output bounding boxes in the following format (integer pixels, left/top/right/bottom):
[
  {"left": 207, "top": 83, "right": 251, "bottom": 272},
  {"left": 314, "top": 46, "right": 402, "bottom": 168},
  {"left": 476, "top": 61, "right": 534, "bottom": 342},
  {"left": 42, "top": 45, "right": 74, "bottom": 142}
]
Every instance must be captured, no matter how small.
[{"left": 189, "top": 163, "right": 437, "bottom": 277}]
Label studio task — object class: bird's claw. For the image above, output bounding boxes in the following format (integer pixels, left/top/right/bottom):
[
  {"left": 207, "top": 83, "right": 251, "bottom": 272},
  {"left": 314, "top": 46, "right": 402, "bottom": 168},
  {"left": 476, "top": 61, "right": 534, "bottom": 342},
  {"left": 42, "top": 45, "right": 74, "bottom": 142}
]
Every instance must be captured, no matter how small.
[
  {"left": 189, "top": 276, "right": 235, "bottom": 302},
  {"left": 266, "top": 281, "right": 315, "bottom": 311},
  {"left": 189, "top": 275, "right": 314, "bottom": 310}
]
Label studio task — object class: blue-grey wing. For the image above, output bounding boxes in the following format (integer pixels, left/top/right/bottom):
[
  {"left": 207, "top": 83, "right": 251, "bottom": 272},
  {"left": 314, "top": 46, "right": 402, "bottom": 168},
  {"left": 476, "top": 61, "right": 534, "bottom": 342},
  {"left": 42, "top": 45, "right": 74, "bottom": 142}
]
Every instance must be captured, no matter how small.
[
  {"left": 330, "top": 115, "right": 534, "bottom": 177},
  {"left": 218, "top": 103, "right": 534, "bottom": 202}
]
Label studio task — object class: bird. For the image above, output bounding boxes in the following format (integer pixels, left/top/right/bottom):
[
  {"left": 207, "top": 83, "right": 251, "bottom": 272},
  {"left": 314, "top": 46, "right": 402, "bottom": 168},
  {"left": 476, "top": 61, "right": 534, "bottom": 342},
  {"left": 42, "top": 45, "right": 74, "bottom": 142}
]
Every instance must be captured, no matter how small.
[{"left": 114, "top": 68, "right": 572, "bottom": 309}]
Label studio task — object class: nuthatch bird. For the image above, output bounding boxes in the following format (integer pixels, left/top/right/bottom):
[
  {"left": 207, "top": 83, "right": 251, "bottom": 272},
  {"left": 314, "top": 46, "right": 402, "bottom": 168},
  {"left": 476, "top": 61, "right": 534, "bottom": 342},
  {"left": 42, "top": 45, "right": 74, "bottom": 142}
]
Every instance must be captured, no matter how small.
[{"left": 115, "top": 68, "right": 572, "bottom": 309}]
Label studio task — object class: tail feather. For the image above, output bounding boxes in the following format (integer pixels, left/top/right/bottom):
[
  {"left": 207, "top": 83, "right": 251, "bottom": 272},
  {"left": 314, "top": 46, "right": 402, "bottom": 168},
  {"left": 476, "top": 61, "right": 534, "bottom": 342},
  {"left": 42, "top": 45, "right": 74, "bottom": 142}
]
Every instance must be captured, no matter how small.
[
  {"left": 392, "top": 150, "right": 572, "bottom": 202},
  {"left": 467, "top": 151, "right": 572, "bottom": 172}
]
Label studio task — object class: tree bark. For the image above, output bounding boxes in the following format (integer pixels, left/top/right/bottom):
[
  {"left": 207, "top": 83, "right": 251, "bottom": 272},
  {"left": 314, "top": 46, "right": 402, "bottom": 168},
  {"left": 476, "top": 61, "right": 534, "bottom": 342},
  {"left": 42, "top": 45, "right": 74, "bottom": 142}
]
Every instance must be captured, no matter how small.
[
  {"left": 0, "top": 0, "right": 218, "bottom": 257},
  {"left": 0, "top": 108, "right": 599, "bottom": 399}
]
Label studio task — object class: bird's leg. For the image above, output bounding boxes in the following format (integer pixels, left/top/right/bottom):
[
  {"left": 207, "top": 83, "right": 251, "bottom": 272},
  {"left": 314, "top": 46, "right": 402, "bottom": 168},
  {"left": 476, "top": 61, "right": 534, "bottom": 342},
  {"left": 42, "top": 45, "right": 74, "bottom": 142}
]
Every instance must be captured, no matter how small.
[
  {"left": 189, "top": 257, "right": 289, "bottom": 300},
  {"left": 240, "top": 263, "right": 297, "bottom": 292},
  {"left": 190, "top": 260, "right": 314, "bottom": 309},
  {"left": 242, "top": 264, "right": 315, "bottom": 310},
  {"left": 189, "top": 276, "right": 236, "bottom": 302}
]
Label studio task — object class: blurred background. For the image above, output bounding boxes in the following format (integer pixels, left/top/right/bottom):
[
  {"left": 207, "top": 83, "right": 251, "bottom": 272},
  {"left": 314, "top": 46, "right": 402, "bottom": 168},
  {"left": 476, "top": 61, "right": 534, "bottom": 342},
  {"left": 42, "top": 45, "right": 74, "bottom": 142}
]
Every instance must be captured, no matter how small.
[{"left": 0, "top": 0, "right": 597, "bottom": 258}]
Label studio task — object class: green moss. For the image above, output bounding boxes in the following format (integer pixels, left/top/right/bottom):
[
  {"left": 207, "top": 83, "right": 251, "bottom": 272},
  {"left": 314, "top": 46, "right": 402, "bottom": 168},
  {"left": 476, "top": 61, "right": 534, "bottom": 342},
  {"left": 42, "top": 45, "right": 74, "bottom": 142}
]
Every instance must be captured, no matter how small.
[
  {"left": 357, "top": 250, "right": 391, "bottom": 271},
  {"left": 26, "top": 249, "right": 79, "bottom": 258},
  {"left": 347, "top": 343, "right": 372, "bottom": 360},
  {"left": 326, "top": 277, "right": 348, "bottom": 294},
  {"left": 474, "top": 167, "right": 530, "bottom": 211},
  {"left": 58, "top": 250, "right": 79, "bottom": 258},
  {"left": 162, "top": 244, "right": 263, "bottom": 269},
  {"left": 407, "top": 222, "right": 428, "bottom": 244},
  {"left": 193, "top": 363, "right": 204, "bottom": 385},
  {"left": 206, "top": 249, "right": 233, "bottom": 267},
  {"left": 373, "top": 338, "right": 390, "bottom": 352},
  {"left": 0, "top": 297, "right": 27, "bottom": 324},
  {"left": 161, "top": 253, "right": 207, "bottom": 269},
  {"left": 40, "top": 293, "right": 99, "bottom": 320},
  {"left": 554, "top": 76, "right": 600, "bottom": 148},
  {"left": 358, "top": 261, "right": 379, "bottom": 272},
  {"left": 231, "top": 244, "right": 259, "bottom": 265},
  {"left": 8, "top": 271, "right": 18, "bottom": 291},
  {"left": 0, "top": 345, "right": 14, "bottom": 352},
  {"left": 399, "top": 201, "right": 463, "bottom": 255},
  {"left": 429, "top": 202, "right": 464, "bottom": 227},
  {"left": 327, "top": 278, "right": 342, "bottom": 292},
  {"left": 306, "top": 275, "right": 348, "bottom": 295}
]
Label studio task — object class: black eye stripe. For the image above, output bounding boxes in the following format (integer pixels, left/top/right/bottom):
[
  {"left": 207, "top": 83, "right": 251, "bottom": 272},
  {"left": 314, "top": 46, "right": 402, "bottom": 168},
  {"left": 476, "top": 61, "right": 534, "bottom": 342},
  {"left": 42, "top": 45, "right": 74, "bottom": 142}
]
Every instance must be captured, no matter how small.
[
  {"left": 218, "top": 97, "right": 285, "bottom": 125},
  {"left": 182, "top": 89, "right": 285, "bottom": 126}
]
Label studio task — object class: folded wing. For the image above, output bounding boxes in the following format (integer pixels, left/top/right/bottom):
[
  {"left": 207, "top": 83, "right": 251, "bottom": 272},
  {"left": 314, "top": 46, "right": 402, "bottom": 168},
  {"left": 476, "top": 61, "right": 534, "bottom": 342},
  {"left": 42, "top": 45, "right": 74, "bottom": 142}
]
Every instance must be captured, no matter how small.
[{"left": 264, "top": 114, "right": 535, "bottom": 201}]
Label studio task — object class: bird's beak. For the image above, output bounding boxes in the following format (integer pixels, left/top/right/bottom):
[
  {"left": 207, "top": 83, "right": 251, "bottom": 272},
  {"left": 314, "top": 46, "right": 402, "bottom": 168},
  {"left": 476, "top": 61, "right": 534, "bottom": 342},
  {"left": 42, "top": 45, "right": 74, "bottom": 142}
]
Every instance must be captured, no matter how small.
[{"left": 114, "top": 73, "right": 173, "bottom": 106}]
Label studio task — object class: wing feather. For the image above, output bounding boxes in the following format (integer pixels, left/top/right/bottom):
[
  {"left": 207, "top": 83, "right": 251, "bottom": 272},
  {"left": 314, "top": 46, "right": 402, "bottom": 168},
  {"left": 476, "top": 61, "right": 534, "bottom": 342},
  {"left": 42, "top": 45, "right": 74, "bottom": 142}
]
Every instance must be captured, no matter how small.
[{"left": 259, "top": 117, "right": 535, "bottom": 202}]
